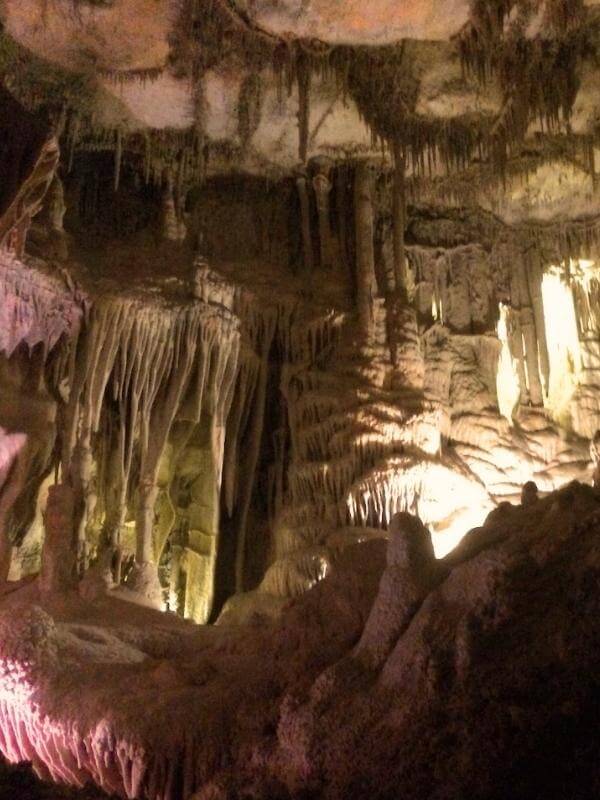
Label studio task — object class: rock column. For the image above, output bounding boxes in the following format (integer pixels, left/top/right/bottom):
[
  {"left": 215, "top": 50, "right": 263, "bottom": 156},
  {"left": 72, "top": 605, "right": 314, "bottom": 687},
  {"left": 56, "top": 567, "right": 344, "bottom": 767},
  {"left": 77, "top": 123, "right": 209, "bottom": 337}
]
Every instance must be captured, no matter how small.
[{"left": 354, "top": 161, "right": 378, "bottom": 342}]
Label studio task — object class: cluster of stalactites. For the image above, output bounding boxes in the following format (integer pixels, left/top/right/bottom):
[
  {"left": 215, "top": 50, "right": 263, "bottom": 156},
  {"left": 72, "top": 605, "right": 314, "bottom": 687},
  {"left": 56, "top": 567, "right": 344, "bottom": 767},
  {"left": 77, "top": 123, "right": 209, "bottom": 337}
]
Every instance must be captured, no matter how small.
[
  {"left": 0, "top": 251, "right": 83, "bottom": 359},
  {"left": 458, "top": 0, "right": 588, "bottom": 172},
  {"left": 65, "top": 118, "right": 209, "bottom": 196},
  {"left": 58, "top": 292, "right": 242, "bottom": 582},
  {"left": 7, "top": 0, "right": 593, "bottom": 200}
]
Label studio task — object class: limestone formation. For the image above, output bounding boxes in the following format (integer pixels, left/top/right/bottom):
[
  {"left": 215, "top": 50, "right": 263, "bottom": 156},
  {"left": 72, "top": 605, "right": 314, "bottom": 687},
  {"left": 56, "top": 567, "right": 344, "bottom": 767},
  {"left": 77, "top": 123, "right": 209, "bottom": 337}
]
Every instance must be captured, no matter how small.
[
  {"left": 521, "top": 480, "right": 539, "bottom": 507},
  {"left": 39, "top": 483, "right": 77, "bottom": 595},
  {"left": 591, "top": 429, "right": 600, "bottom": 487},
  {"left": 0, "top": 2, "right": 599, "bottom": 797}
]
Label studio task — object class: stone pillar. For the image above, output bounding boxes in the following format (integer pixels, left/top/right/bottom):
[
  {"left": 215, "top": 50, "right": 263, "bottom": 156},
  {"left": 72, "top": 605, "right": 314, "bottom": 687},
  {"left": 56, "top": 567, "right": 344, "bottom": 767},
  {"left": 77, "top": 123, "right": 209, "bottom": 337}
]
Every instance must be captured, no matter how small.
[
  {"left": 520, "top": 306, "right": 544, "bottom": 407},
  {"left": 525, "top": 248, "right": 550, "bottom": 395},
  {"left": 354, "top": 161, "right": 378, "bottom": 341},
  {"left": 312, "top": 159, "right": 333, "bottom": 270},
  {"left": 161, "top": 168, "right": 186, "bottom": 242},
  {"left": 392, "top": 139, "right": 408, "bottom": 297},
  {"left": 296, "top": 171, "right": 314, "bottom": 276},
  {"left": 40, "top": 483, "right": 77, "bottom": 595},
  {"left": 507, "top": 307, "right": 530, "bottom": 407},
  {"left": 136, "top": 478, "right": 159, "bottom": 564},
  {"left": 71, "top": 425, "right": 95, "bottom": 575}
]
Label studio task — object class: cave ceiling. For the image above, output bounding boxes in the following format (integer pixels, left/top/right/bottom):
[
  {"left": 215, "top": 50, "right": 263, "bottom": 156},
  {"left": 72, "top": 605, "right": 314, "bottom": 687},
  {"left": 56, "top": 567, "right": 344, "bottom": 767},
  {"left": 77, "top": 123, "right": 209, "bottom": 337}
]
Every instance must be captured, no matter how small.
[{"left": 1, "top": 1, "right": 600, "bottom": 225}]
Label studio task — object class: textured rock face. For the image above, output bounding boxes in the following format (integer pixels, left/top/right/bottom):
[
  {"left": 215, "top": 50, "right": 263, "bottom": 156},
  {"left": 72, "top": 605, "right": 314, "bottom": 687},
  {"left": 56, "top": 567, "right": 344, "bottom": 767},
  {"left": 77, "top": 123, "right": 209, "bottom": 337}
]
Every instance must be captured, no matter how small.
[
  {"left": 0, "top": 252, "right": 82, "bottom": 355},
  {"left": 234, "top": 0, "right": 471, "bottom": 43},
  {"left": 0, "top": 112, "right": 598, "bottom": 622},
  {"left": 0, "top": 4, "right": 599, "bottom": 797},
  {"left": 1, "top": 0, "right": 173, "bottom": 73},
  {"left": 0, "top": 0, "right": 470, "bottom": 69},
  {"left": 0, "top": 429, "right": 25, "bottom": 490},
  {"left": 0, "top": 484, "right": 597, "bottom": 799},
  {"left": 4, "top": 0, "right": 600, "bottom": 185}
]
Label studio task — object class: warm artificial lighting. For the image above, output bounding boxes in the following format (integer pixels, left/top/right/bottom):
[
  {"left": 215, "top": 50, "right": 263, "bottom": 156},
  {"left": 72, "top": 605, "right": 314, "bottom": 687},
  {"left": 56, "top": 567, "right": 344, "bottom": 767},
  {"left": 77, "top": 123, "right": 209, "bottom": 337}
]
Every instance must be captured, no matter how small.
[
  {"left": 541, "top": 265, "right": 583, "bottom": 428},
  {"left": 430, "top": 501, "right": 495, "bottom": 559},
  {"left": 496, "top": 304, "right": 521, "bottom": 422}
]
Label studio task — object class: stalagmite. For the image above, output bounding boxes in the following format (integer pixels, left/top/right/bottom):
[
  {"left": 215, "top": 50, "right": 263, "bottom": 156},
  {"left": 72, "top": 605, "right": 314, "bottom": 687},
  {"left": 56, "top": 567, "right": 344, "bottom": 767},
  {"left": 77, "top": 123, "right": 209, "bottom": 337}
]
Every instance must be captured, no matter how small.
[
  {"left": 520, "top": 480, "right": 538, "bottom": 507},
  {"left": 355, "top": 511, "right": 442, "bottom": 668}
]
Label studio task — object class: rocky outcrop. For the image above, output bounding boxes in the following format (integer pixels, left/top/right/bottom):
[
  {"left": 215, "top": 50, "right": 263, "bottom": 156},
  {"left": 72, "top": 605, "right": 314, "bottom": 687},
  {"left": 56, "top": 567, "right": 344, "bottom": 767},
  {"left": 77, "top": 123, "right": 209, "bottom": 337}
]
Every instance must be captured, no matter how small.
[{"left": 0, "top": 482, "right": 597, "bottom": 799}]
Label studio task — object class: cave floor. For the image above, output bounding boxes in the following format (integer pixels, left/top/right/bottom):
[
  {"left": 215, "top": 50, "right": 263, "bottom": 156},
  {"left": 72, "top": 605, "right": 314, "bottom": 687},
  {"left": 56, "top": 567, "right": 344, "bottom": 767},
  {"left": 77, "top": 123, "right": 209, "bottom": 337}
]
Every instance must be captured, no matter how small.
[{"left": 0, "top": 483, "right": 598, "bottom": 800}]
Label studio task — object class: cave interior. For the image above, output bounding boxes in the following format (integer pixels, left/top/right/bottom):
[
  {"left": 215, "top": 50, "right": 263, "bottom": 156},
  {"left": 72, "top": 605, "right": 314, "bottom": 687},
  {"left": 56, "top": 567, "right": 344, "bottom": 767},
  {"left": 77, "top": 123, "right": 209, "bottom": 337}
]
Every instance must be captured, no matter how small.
[{"left": 0, "top": 2, "right": 599, "bottom": 799}]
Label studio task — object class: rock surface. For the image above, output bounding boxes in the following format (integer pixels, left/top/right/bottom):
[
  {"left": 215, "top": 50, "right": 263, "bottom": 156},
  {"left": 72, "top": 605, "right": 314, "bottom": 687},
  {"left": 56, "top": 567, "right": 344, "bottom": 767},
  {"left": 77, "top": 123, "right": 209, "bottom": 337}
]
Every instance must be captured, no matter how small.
[{"left": 0, "top": 483, "right": 597, "bottom": 799}]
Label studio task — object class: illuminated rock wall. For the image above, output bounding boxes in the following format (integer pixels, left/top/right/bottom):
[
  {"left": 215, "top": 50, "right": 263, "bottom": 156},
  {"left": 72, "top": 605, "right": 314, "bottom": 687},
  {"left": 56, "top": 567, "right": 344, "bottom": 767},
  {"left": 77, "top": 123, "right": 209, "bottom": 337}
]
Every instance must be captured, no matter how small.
[{"left": 1, "top": 144, "right": 599, "bottom": 623}]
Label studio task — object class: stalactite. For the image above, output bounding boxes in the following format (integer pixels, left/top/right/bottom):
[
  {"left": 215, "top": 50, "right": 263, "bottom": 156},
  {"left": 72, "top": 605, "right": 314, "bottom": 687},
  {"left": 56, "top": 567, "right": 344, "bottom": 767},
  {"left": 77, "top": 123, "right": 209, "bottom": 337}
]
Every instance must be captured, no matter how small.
[
  {"left": 144, "top": 133, "right": 152, "bottom": 185},
  {"left": 520, "top": 307, "right": 543, "bottom": 407},
  {"left": 0, "top": 253, "right": 83, "bottom": 357},
  {"left": 238, "top": 71, "right": 263, "bottom": 147},
  {"left": 135, "top": 314, "right": 200, "bottom": 566},
  {"left": 459, "top": 0, "right": 587, "bottom": 175},
  {"left": 53, "top": 289, "right": 241, "bottom": 614},
  {"left": 0, "top": 133, "right": 59, "bottom": 253},
  {"left": 162, "top": 168, "right": 184, "bottom": 242},
  {"left": 192, "top": 69, "right": 208, "bottom": 185},
  {"left": 67, "top": 112, "right": 80, "bottom": 173},
  {"left": 99, "top": 416, "right": 127, "bottom": 564},
  {"left": 222, "top": 352, "right": 260, "bottom": 517},
  {"left": 0, "top": 450, "right": 29, "bottom": 582},
  {"left": 71, "top": 424, "right": 94, "bottom": 574}
]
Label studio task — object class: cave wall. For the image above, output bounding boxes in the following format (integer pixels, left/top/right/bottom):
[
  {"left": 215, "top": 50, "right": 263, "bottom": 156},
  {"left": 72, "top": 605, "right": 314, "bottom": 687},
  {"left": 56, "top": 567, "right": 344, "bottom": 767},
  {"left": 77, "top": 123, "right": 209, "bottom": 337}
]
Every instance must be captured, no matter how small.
[{"left": 0, "top": 96, "right": 599, "bottom": 623}]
